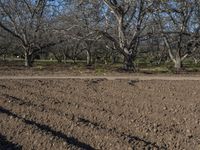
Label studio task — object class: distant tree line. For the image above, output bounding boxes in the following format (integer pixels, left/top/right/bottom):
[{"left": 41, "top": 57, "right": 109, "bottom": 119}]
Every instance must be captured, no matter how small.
[{"left": 0, "top": 0, "right": 200, "bottom": 71}]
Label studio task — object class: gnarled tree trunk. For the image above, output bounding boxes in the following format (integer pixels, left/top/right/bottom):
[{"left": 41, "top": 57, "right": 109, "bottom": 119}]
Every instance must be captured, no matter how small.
[
  {"left": 174, "top": 50, "right": 183, "bottom": 71},
  {"left": 123, "top": 53, "right": 135, "bottom": 71},
  {"left": 24, "top": 51, "right": 32, "bottom": 67},
  {"left": 174, "top": 59, "right": 182, "bottom": 71},
  {"left": 3, "top": 54, "right": 6, "bottom": 61},
  {"left": 86, "top": 50, "right": 92, "bottom": 65}
]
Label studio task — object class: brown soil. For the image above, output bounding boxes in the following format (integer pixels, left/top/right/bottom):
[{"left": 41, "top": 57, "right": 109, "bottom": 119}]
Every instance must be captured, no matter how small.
[{"left": 0, "top": 79, "right": 200, "bottom": 150}]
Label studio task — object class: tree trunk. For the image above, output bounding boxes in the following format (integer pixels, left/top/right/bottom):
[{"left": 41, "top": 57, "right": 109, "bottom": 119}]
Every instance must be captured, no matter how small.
[
  {"left": 174, "top": 51, "right": 182, "bottom": 72},
  {"left": 54, "top": 54, "right": 62, "bottom": 63},
  {"left": 63, "top": 54, "right": 67, "bottom": 64},
  {"left": 3, "top": 54, "right": 6, "bottom": 61},
  {"left": 86, "top": 50, "right": 92, "bottom": 65},
  {"left": 24, "top": 51, "right": 32, "bottom": 67},
  {"left": 123, "top": 54, "right": 135, "bottom": 71},
  {"left": 174, "top": 57, "right": 182, "bottom": 72},
  {"left": 73, "top": 57, "right": 76, "bottom": 64},
  {"left": 57, "top": 59, "right": 62, "bottom": 63},
  {"left": 174, "top": 60, "right": 182, "bottom": 70},
  {"left": 111, "top": 55, "right": 116, "bottom": 64}
]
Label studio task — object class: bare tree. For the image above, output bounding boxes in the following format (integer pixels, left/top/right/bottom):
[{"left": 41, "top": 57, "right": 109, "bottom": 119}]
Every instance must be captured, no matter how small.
[
  {"left": 155, "top": 1, "right": 200, "bottom": 71},
  {"left": 92, "top": 0, "right": 153, "bottom": 70},
  {"left": 0, "top": 0, "right": 65, "bottom": 66}
]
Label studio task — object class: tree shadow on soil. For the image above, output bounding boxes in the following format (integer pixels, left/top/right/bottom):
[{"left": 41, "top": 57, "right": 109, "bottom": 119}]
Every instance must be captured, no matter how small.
[
  {"left": 0, "top": 133, "right": 22, "bottom": 150},
  {"left": 0, "top": 106, "right": 95, "bottom": 150},
  {"left": 78, "top": 118, "right": 167, "bottom": 150},
  {"left": 1, "top": 94, "right": 167, "bottom": 149}
]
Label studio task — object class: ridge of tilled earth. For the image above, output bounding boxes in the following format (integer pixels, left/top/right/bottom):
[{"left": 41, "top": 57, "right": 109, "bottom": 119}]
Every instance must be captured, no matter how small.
[{"left": 0, "top": 79, "right": 200, "bottom": 149}]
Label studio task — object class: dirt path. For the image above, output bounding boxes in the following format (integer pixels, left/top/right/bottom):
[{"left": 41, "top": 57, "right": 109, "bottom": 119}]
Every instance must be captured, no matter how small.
[{"left": 1, "top": 75, "right": 200, "bottom": 80}]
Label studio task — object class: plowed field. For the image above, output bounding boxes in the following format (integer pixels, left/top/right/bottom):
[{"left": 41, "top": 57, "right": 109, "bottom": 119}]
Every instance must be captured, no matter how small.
[{"left": 0, "top": 79, "right": 200, "bottom": 150}]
